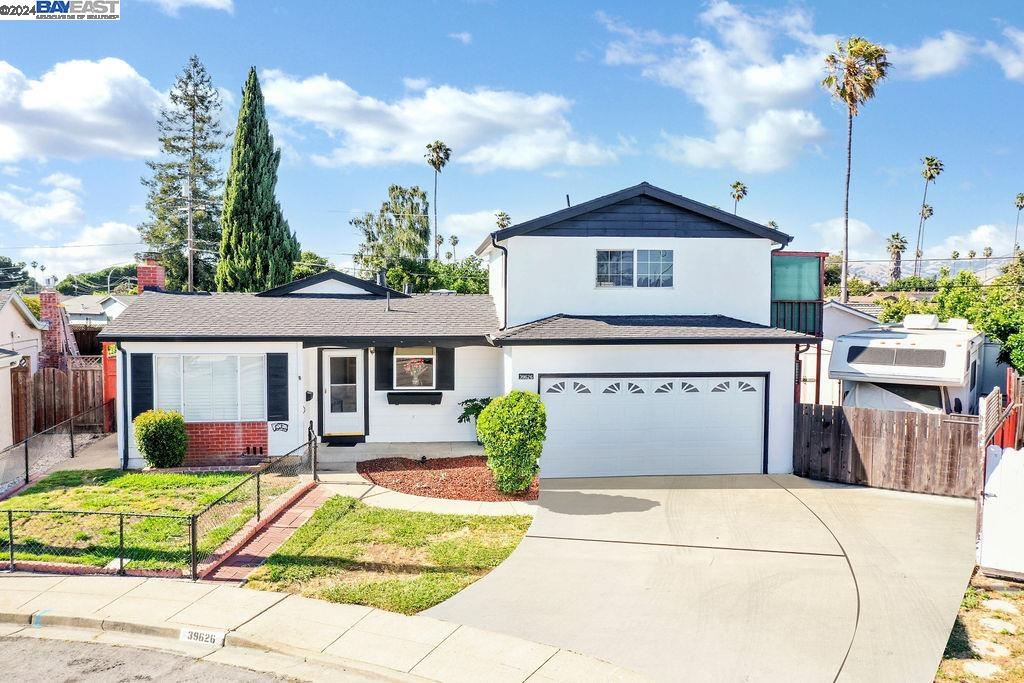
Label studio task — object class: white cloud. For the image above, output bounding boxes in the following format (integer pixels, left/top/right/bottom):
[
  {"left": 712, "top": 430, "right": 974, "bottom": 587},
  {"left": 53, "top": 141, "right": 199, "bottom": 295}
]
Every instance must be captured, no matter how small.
[
  {"left": 923, "top": 224, "right": 1013, "bottom": 259},
  {"left": 41, "top": 172, "right": 83, "bottom": 191},
  {"left": 140, "top": 0, "right": 233, "bottom": 15},
  {"left": 262, "top": 71, "right": 619, "bottom": 172},
  {"left": 983, "top": 26, "right": 1024, "bottom": 82},
  {"left": 1, "top": 166, "right": 19, "bottom": 176},
  {"left": 890, "top": 31, "right": 973, "bottom": 79},
  {"left": 810, "top": 216, "right": 880, "bottom": 257},
  {"left": 599, "top": 1, "right": 830, "bottom": 172},
  {"left": 0, "top": 182, "right": 83, "bottom": 238},
  {"left": 402, "top": 77, "right": 430, "bottom": 91},
  {"left": 19, "top": 222, "right": 141, "bottom": 280},
  {"left": 448, "top": 32, "right": 473, "bottom": 45},
  {"left": 659, "top": 109, "right": 824, "bottom": 172},
  {"left": 442, "top": 209, "right": 502, "bottom": 251},
  {"left": 0, "top": 58, "right": 163, "bottom": 162}
]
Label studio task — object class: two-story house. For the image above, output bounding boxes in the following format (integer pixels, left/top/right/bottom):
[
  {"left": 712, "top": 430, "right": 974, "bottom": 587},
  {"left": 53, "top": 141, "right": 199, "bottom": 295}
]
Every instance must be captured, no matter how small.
[{"left": 100, "top": 182, "right": 816, "bottom": 474}]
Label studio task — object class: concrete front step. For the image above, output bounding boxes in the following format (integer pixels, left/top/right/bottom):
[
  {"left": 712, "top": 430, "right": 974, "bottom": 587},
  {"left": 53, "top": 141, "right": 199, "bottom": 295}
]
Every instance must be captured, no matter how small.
[{"left": 316, "top": 441, "right": 483, "bottom": 470}]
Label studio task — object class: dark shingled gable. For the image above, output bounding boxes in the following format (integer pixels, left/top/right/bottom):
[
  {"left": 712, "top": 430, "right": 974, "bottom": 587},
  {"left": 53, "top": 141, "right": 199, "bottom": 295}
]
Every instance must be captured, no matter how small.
[
  {"left": 493, "top": 314, "right": 816, "bottom": 345},
  {"left": 98, "top": 291, "right": 498, "bottom": 342}
]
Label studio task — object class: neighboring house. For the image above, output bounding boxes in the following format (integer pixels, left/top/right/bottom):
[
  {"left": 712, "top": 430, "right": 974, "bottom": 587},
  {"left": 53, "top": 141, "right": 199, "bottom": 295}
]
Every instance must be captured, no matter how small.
[
  {"left": 0, "top": 348, "right": 22, "bottom": 450},
  {"left": 100, "top": 182, "right": 817, "bottom": 476},
  {"left": 799, "top": 299, "right": 879, "bottom": 405},
  {"left": 0, "top": 289, "right": 48, "bottom": 372},
  {"left": 62, "top": 294, "right": 136, "bottom": 354}
]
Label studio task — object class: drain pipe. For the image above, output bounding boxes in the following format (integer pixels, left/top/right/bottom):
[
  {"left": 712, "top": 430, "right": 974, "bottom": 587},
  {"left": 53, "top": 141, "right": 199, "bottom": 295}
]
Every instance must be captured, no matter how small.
[
  {"left": 116, "top": 341, "right": 129, "bottom": 470},
  {"left": 491, "top": 233, "right": 508, "bottom": 331}
]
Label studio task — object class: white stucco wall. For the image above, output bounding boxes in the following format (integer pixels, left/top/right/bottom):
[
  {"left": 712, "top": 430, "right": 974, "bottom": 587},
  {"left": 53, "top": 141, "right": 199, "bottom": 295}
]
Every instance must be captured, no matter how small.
[
  {"left": 499, "top": 236, "right": 774, "bottom": 327},
  {"left": 0, "top": 363, "right": 14, "bottom": 450},
  {"left": 822, "top": 305, "right": 877, "bottom": 341},
  {"left": 0, "top": 301, "right": 42, "bottom": 371},
  {"left": 503, "top": 344, "right": 797, "bottom": 473},
  {"left": 119, "top": 340, "right": 305, "bottom": 468}
]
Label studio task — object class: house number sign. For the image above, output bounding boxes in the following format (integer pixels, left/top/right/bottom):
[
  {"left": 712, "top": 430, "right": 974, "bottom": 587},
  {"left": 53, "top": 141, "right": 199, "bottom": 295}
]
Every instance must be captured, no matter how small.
[{"left": 518, "top": 373, "right": 535, "bottom": 380}]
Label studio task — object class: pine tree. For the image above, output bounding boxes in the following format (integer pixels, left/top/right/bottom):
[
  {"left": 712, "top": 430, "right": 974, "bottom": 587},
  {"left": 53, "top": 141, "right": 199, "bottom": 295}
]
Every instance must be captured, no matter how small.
[
  {"left": 216, "top": 67, "right": 300, "bottom": 292},
  {"left": 139, "top": 55, "right": 225, "bottom": 292}
]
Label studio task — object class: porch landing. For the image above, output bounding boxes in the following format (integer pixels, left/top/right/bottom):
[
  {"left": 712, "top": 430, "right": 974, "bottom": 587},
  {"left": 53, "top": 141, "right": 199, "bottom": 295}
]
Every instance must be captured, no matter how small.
[{"left": 316, "top": 441, "right": 482, "bottom": 472}]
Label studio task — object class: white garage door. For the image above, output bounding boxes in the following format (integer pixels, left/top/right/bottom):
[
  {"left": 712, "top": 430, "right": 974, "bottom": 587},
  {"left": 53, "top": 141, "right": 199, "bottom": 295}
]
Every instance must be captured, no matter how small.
[{"left": 539, "top": 375, "right": 765, "bottom": 478}]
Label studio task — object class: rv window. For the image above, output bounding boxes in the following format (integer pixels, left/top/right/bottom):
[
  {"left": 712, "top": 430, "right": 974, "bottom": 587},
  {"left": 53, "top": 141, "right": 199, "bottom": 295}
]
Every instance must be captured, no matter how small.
[
  {"left": 970, "top": 360, "right": 977, "bottom": 390},
  {"left": 847, "top": 346, "right": 895, "bottom": 365},
  {"left": 846, "top": 345, "right": 946, "bottom": 368},
  {"left": 869, "top": 383, "right": 943, "bottom": 410}
]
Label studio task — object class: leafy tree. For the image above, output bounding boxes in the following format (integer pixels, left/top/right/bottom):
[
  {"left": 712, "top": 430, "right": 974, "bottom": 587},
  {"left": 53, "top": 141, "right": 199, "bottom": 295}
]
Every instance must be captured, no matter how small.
[
  {"left": 20, "top": 295, "right": 40, "bottom": 319},
  {"left": 823, "top": 36, "right": 890, "bottom": 302},
  {"left": 216, "top": 68, "right": 300, "bottom": 292},
  {"left": 881, "top": 274, "right": 938, "bottom": 292},
  {"left": 384, "top": 256, "right": 487, "bottom": 294},
  {"left": 878, "top": 294, "right": 936, "bottom": 323},
  {"left": 0, "top": 256, "right": 38, "bottom": 291},
  {"left": 55, "top": 264, "right": 137, "bottom": 295},
  {"left": 139, "top": 55, "right": 225, "bottom": 292},
  {"left": 931, "top": 269, "right": 982, "bottom": 320},
  {"left": 730, "top": 181, "right": 747, "bottom": 214},
  {"left": 912, "top": 157, "right": 944, "bottom": 276},
  {"left": 352, "top": 185, "right": 431, "bottom": 276},
  {"left": 292, "top": 250, "right": 331, "bottom": 280},
  {"left": 886, "top": 232, "right": 908, "bottom": 282},
  {"left": 425, "top": 141, "right": 452, "bottom": 260}
]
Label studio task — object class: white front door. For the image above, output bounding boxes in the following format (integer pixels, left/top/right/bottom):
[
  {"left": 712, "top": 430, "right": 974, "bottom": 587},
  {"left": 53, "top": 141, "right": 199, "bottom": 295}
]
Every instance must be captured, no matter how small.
[{"left": 322, "top": 350, "right": 364, "bottom": 435}]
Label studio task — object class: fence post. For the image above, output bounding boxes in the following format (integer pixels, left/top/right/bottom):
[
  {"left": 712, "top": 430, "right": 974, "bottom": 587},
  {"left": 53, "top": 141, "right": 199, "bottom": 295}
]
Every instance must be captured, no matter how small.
[
  {"left": 7, "top": 510, "right": 14, "bottom": 572},
  {"left": 256, "top": 472, "right": 262, "bottom": 522},
  {"left": 23, "top": 438, "right": 29, "bottom": 487},
  {"left": 190, "top": 515, "right": 198, "bottom": 581},
  {"left": 69, "top": 414, "right": 75, "bottom": 459},
  {"left": 118, "top": 514, "right": 125, "bottom": 576}
]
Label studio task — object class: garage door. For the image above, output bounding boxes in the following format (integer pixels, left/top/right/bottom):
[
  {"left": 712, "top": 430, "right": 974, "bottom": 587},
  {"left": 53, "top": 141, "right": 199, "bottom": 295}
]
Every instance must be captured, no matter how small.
[{"left": 539, "top": 375, "right": 766, "bottom": 478}]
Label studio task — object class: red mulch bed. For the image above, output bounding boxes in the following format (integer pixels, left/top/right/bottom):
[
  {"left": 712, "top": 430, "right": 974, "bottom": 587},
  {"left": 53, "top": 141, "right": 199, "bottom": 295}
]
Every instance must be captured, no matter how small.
[{"left": 357, "top": 456, "right": 539, "bottom": 502}]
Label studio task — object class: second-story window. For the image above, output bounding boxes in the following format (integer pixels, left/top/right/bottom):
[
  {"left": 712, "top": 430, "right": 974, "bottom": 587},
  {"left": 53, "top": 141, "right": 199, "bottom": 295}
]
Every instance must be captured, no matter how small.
[
  {"left": 596, "top": 250, "right": 634, "bottom": 287},
  {"left": 637, "top": 250, "right": 673, "bottom": 287}
]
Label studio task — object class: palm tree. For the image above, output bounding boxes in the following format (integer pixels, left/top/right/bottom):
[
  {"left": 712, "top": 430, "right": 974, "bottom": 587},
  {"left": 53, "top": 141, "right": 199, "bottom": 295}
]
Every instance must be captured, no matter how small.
[
  {"left": 1014, "top": 193, "right": 1024, "bottom": 254},
  {"left": 448, "top": 234, "right": 459, "bottom": 260},
  {"left": 912, "top": 156, "right": 944, "bottom": 276},
  {"left": 967, "top": 249, "right": 976, "bottom": 259},
  {"left": 424, "top": 140, "right": 452, "bottom": 260},
  {"left": 950, "top": 250, "right": 960, "bottom": 260},
  {"left": 495, "top": 211, "right": 511, "bottom": 230},
  {"left": 730, "top": 181, "right": 747, "bottom": 214},
  {"left": 887, "top": 232, "right": 908, "bottom": 282},
  {"left": 823, "top": 37, "right": 891, "bottom": 303},
  {"left": 767, "top": 220, "right": 779, "bottom": 229},
  {"left": 984, "top": 246, "right": 993, "bottom": 259}
]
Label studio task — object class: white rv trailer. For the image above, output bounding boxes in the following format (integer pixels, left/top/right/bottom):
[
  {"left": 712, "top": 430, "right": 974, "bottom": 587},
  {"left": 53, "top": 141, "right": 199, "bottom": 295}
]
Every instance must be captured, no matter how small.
[{"left": 828, "top": 314, "right": 984, "bottom": 414}]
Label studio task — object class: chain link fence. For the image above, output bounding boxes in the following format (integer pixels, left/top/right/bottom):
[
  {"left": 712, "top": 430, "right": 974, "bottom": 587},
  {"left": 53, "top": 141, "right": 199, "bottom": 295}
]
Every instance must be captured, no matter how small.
[
  {"left": 1, "top": 436, "right": 316, "bottom": 579},
  {"left": 0, "top": 400, "right": 116, "bottom": 499}
]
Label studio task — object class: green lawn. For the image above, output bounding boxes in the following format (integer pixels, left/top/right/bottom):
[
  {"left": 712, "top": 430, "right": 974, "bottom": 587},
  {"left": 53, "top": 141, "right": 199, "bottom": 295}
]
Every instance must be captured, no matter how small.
[
  {"left": 0, "top": 469, "right": 269, "bottom": 571},
  {"left": 246, "top": 496, "right": 531, "bottom": 614}
]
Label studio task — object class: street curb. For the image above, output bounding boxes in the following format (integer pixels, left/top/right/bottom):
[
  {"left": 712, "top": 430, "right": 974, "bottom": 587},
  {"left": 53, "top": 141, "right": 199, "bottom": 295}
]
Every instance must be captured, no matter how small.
[{"left": 0, "top": 610, "right": 427, "bottom": 682}]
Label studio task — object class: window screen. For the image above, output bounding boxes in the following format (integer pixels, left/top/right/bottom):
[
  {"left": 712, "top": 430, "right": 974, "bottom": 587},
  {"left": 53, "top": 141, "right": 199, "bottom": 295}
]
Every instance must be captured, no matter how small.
[
  {"left": 596, "top": 250, "right": 633, "bottom": 287},
  {"left": 637, "top": 250, "right": 673, "bottom": 287},
  {"left": 869, "top": 382, "right": 944, "bottom": 409},
  {"left": 771, "top": 255, "right": 820, "bottom": 301},
  {"left": 847, "top": 345, "right": 946, "bottom": 368}
]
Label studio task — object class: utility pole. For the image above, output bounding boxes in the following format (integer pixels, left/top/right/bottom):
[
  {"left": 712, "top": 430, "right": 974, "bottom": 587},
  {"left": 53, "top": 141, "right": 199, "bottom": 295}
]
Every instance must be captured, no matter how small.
[{"left": 186, "top": 174, "right": 194, "bottom": 293}]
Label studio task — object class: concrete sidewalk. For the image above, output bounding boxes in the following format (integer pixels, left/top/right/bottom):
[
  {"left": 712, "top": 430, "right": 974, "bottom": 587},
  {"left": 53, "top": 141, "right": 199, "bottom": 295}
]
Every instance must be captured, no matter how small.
[
  {"left": 317, "top": 472, "right": 537, "bottom": 517},
  {"left": 0, "top": 574, "right": 641, "bottom": 682}
]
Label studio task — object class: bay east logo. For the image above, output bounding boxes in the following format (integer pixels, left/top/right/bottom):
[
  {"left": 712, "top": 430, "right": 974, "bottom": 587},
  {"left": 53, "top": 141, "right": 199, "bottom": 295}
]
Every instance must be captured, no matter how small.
[{"left": 0, "top": 0, "right": 120, "bottom": 20}]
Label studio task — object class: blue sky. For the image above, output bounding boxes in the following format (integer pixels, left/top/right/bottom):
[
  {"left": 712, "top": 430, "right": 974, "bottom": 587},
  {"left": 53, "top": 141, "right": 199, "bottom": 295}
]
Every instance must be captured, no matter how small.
[{"left": 1, "top": 0, "right": 1022, "bottom": 283}]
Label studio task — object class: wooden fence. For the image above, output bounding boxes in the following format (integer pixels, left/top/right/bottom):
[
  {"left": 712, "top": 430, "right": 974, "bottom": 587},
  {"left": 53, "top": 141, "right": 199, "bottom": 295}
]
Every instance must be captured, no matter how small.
[
  {"left": 9, "top": 359, "right": 104, "bottom": 443},
  {"left": 794, "top": 404, "right": 982, "bottom": 498}
]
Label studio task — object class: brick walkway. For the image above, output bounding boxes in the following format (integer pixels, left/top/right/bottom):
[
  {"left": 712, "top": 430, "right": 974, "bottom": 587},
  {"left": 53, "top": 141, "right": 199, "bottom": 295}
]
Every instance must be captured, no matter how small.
[{"left": 207, "top": 485, "right": 333, "bottom": 582}]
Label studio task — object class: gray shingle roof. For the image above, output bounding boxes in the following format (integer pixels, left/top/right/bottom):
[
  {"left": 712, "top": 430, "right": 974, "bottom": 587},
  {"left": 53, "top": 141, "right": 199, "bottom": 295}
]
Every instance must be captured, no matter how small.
[
  {"left": 98, "top": 291, "right": 498, "bottom": 342},
  {"left": 493, "top": 314, "right": 816, "bottom": 344}
]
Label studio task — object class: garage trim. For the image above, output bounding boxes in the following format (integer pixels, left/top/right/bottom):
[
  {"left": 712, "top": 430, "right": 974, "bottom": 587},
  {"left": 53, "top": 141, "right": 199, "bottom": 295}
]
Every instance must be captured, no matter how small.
[{"left": 536, "top": 371, "right": 771, "bottom": 474}]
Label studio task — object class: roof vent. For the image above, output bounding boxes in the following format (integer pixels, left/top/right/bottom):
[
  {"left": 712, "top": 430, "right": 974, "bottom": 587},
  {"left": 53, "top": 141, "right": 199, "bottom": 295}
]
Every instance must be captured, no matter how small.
[
  {"left": 947, "top": 318, "right": 971, "bottom": 331},
  {"left": 429, "top": 289, "right": 456, "bottom": 294},
  {"left": 903, "top": 314, "right": 939, "bottom": 330},
  {"left": 403, "top": 283, "right": 412, "bottom": 295}
]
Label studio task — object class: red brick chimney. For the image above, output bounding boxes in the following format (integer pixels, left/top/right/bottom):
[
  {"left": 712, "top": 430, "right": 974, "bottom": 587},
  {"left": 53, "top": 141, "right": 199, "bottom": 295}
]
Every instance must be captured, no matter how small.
[
  {"left": 137, "top": 257, "right": 166, "bottom": 292},
  {"left": 38, "top": 289, "right": 64, "bottom": 369}
]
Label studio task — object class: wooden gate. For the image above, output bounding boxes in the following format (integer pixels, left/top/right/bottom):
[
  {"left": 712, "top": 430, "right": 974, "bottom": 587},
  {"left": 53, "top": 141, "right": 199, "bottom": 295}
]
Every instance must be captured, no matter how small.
[
  {"left": 8, "top": 357, "right": 104, "bottom": 440},
  {"left": 794, "top": 404, "right": 982, "bottom": 498}
]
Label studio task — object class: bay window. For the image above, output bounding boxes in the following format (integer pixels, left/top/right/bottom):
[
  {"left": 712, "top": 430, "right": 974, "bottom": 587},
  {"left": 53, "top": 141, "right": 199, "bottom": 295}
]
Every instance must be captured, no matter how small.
[{"left": 154, "top": 354, "right": 267, "bottom": 422}]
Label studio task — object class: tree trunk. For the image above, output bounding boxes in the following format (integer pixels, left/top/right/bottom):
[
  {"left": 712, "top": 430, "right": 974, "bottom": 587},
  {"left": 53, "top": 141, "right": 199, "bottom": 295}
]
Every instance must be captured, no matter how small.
[
  {"left": 433, "top": 171, "right": 439, "bottom": 260},
  {"left": 1015, "top": 210, "right": 1021, "bottom": 254},
  {"left": 841, "top": 110, "right": 852, "bottom": 303},
  {"left": 914, "top": 181, "right": 930, "bottom": 276}
]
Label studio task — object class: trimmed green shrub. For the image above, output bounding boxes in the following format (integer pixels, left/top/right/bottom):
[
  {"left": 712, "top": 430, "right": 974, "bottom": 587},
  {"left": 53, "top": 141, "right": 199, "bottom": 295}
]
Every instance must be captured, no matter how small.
[
  {"left": 134, "top": 409, "right": 188, "bottom": 468},
  {"left": 476, "top": 390, "right": 547, "bottom": 493}
]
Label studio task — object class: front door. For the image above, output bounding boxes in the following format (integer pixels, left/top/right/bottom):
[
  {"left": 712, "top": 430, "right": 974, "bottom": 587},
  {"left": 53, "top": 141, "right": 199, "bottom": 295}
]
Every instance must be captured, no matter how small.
[{"left": 322, "top": 350, "right": 363, "bottom": 436}]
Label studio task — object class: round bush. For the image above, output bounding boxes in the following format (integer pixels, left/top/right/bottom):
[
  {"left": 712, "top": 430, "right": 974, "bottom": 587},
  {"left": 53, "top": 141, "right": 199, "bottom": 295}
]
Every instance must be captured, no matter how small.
[
  {"left": 134, "top": 409, "right": 188, "bottom": 468},
  {"left": 476, "top": 390, "right": 547, "bottom": 493}
]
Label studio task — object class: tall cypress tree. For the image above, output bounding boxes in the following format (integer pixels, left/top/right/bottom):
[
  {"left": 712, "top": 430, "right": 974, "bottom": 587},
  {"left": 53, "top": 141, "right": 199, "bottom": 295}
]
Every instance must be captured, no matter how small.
[{"left": 216, "top": 67, "right": 300, "bottom": 292}]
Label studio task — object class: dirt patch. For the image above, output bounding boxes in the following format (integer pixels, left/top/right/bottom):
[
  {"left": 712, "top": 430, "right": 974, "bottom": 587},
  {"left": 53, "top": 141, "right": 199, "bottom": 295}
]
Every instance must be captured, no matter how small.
[{"left": 357, "top": 456, "right": 539, "bottom": 502}]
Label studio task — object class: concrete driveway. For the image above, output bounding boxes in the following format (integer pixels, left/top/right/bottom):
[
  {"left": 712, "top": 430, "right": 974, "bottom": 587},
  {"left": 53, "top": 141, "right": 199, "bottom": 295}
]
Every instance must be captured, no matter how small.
[{"left": 427, "top": 474, "right": 977, "bottom": 682}]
